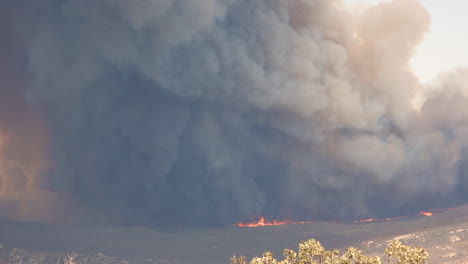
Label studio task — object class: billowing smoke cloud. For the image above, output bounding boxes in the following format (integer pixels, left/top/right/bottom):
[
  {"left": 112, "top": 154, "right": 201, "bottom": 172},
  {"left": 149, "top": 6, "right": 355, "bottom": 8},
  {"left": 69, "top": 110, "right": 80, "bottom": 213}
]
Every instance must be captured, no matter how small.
[{"left": 1, "top": 0, "right": 468, "bottom": 226}]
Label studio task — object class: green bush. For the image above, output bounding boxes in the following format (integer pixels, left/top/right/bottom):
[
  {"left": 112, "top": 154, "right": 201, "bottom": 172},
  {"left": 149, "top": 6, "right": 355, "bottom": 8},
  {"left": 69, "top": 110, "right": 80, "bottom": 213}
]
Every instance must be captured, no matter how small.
[{"left": 231, "top": 238, "right": 428, "bottom": 264}]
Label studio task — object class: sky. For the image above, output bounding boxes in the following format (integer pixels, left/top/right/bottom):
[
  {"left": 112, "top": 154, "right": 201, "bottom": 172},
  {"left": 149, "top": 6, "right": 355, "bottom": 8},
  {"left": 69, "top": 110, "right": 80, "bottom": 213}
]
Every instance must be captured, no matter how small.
[{"left": 346, "top": 0, "right": 468, "bottom": 83}]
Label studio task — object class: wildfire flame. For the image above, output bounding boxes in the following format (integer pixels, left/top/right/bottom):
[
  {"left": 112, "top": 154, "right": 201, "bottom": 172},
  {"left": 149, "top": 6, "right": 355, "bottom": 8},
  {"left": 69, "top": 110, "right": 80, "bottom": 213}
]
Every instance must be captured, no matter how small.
[
  {"left": 352, "top": 210, "right": 434, "bottom": 224},
  {"left": 234, "top": 216, "right": 312, "bottom": 227},
  {"left": 235, "top": 208, "right": 446, "bottom": 227},
  {"left": 419, "top": 211, "right": 432, "bottom": 216}
]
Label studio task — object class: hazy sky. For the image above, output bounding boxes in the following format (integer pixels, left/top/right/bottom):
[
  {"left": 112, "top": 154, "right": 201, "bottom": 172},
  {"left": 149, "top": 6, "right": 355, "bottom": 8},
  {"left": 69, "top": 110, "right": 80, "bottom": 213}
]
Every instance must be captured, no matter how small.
[{"left": 346, "top": 0, "right": 468, "bottom": 83}]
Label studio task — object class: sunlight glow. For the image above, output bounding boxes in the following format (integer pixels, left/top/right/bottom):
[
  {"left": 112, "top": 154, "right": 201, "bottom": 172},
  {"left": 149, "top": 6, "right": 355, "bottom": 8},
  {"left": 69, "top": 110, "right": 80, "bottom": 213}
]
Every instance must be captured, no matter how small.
[{"left": 345, "top": 0, "right": 468, "bottom": 83}]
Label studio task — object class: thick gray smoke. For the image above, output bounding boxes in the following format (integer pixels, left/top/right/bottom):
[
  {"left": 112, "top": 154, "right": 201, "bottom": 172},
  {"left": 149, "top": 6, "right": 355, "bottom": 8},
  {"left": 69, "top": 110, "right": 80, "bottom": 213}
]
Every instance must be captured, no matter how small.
[{"left": 2, "top": 0, "right": 468, "bottom": 226}]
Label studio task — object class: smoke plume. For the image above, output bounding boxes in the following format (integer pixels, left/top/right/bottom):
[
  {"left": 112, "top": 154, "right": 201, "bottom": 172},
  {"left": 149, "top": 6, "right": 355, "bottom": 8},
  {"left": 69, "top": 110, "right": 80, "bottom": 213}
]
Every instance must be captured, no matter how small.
[{"left": 1, "top": 0, "right": 468, "bottom": 226}]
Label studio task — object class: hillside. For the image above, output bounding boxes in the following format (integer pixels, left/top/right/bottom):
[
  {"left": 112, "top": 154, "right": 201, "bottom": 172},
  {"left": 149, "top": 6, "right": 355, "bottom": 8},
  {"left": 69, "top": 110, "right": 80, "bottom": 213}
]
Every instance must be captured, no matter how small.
[{"left": 1, "top": 205, "right": 468, "bottom": 264}]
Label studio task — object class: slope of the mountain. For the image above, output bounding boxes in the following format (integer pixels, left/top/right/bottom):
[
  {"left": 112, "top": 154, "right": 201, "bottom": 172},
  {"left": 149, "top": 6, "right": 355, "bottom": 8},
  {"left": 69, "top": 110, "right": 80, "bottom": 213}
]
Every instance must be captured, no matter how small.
[{"left": 0, "top": 205, "right": 467, "bottom": 264}]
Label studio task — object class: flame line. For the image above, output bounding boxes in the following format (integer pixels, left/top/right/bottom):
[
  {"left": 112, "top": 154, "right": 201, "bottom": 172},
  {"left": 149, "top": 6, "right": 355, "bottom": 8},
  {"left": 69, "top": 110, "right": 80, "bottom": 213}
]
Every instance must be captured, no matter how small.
[{"left": 234, "top": 208, "right": 451, "bottom": 227}]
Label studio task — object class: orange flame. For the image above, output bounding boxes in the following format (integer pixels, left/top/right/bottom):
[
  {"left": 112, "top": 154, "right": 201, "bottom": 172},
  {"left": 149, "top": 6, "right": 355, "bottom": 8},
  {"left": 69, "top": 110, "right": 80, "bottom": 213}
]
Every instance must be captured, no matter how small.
[
  {"left": 352, "top": 210, "right": 433, "bottom": 224},
  {"left": 235, "top": 208, "right": 445, "bottom": 227},
  {"left": 419, "top": 211, "right": 432, "bottom": 216},
  {"left": 234, "top": 216, "right": 312, "bottom": 227}
]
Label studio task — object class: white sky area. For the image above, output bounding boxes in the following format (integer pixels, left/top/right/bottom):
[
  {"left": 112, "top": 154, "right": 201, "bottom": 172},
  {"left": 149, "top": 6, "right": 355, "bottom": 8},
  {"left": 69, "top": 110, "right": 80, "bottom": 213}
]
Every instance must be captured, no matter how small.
[{"left": 346, "top": 0, "right": 468, "bottom": 83}]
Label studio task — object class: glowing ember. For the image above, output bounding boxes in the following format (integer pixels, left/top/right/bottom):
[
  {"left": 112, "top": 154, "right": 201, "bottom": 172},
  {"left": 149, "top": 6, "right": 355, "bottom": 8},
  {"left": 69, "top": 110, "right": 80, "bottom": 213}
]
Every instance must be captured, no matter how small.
[
  {"left": 234, "top": 217, "right": 312, "bottom": 227},
  {"left": 419, "top": 211, "right": 433, "bottom": 216}
]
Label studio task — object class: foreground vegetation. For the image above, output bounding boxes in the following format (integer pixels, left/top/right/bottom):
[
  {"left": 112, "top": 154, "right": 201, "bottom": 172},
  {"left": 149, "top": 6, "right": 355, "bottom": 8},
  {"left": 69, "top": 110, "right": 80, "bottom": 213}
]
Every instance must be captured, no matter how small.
[{"left": 231, "top": 238, "right": 428, "bottom": 264}]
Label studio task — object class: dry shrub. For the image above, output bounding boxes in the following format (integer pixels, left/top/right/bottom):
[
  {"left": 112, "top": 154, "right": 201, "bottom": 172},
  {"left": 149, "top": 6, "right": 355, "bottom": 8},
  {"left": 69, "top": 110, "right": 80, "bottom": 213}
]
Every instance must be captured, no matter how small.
[
  {"left": 63, "top": 252, "right": 78, "bottom": 264},
  {"left": 231, "top": 238, "right": 428, "bottom": 264}
]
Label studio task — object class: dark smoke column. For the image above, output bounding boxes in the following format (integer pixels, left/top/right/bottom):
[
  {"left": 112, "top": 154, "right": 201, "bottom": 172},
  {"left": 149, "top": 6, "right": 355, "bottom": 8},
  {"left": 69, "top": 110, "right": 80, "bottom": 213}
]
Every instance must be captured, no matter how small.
[{"left": 2, "top": 0, "right": 468, "bottom": 226}]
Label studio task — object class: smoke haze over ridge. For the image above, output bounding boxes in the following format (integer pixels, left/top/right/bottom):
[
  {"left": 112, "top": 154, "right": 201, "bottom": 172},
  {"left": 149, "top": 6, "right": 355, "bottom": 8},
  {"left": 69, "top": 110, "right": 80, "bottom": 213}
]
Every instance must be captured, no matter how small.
[{"left": 1, "top": 0, "right": 468, "bottom": 226}]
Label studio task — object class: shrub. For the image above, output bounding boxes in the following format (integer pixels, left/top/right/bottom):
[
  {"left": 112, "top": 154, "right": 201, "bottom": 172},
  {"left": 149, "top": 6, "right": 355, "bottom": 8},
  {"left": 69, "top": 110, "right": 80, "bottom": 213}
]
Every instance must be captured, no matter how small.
[
  {"left": 384, "top": 240, "right": 428, "bottom": 264},
  {"left": 231, "top": 238, "right": 428, "bottom": 264}
]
